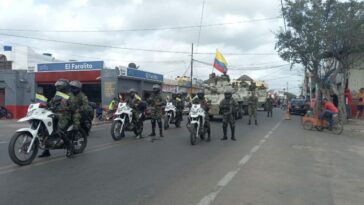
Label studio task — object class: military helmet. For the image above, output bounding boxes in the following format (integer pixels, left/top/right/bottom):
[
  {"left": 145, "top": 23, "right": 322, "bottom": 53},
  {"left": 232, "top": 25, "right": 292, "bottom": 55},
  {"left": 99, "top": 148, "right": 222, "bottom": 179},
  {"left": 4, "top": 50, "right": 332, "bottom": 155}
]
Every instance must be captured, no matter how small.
[
  {"left": 152, "top": 84, "right": 161, "bottom": 93},
  {"left": 128, "top": 88, "right": 137, "bottom": 94},
  {"left": 69, "top": 80, "right": 82, "bottom": 89},
  {"left": 224, "top": 89, "right": 233, "bottom": 99},
  {"left": 69, "top": 80, "right": 82, "bottom": 94},
  {"left": 197, "top": 90, "right": 204, "bottom": 99},
  {"left": 55, "top": 79, "right": 69, "bottom": 92}
]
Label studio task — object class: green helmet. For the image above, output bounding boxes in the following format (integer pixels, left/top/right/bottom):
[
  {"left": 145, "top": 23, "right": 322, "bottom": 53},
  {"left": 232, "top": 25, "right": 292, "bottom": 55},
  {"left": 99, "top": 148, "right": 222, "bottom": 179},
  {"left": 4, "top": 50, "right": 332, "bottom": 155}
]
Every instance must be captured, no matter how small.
[
  {"left": 55, "top": 79, "right": 70, "bottom": 92},
  {"left": 152, "top": 84, "right": 161, "bottom": 93}
]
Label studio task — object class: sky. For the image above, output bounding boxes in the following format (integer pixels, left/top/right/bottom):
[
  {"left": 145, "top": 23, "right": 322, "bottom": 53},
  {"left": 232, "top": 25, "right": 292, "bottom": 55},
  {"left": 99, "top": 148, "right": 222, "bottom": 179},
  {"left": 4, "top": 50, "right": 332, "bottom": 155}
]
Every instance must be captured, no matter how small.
[{"left": 0, "top": 0, "right": 304, "bottom": 95}]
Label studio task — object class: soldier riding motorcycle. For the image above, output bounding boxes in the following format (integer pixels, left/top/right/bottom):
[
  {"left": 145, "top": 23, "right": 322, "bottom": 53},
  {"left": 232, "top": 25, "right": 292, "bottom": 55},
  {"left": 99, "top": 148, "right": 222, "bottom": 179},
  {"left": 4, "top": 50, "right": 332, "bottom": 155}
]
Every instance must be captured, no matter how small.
[
  {"left": 111, "top": 88, "right": 146, "bottom": 140},
  {"left": 8, "top": 80, "right": 88, "bottom": 165},
  {"left": 164, "top": 93, "right": 182, "bottom": 129},
  {"left": 186, "top": 91, "right": 211, "bottom": 145}
]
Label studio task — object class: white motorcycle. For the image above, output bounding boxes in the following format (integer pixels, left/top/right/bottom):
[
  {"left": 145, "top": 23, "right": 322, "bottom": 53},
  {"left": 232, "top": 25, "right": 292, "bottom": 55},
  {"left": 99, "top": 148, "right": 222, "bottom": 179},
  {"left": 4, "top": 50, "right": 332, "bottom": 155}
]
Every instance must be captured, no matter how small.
[
  {"left": 8, "top": 103, "right": 87, "bottom": 166},
  {"left": 110, "top": 102, "right": 144, "bottom": 140},
  {"left": 164, "top": 102, "right": 181, "bottom": 129},
  {"left": 186, "top": 104, "right": 210, "bottom": 145}
]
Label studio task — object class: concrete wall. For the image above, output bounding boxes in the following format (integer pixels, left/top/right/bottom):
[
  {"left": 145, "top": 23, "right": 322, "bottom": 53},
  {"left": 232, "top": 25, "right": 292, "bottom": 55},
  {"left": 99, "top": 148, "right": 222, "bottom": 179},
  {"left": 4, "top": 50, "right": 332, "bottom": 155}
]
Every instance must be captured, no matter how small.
[{"left": 0, "top": 70, "right": 36, "bottom": 118}]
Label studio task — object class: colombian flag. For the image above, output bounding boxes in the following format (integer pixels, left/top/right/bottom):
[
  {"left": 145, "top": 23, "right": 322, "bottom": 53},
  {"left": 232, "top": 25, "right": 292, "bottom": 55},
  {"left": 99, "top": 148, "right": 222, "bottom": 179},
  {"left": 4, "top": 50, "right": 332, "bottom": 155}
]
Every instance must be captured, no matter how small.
[
  {"left": 35, "top": 94, "right": 48, "bottom": 104},
  {"left": 213, "top": 49, "right": 228, "bottom": 73}
]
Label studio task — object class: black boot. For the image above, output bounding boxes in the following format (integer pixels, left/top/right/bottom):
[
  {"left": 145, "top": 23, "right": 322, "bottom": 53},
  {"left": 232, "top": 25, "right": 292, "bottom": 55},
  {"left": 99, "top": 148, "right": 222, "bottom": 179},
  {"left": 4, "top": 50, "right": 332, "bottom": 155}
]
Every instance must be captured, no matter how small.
[
  {"left": 38, "top": 150, "right": 51, "bottom": 158},
  {"left": 207, "top": 128, "right": 211, "bottom": 142},
  {"left": 248, "top": 119, "right": 251, "bottom": 125},
  {"left": 231, "top": 126, "right": 236, "bottom": 141},
  {"left": 158, "top": 121, "right": 164, "bottom": 137},
  {"left": 255, "top": 120, "right": 258, "bottom": 125},
  {"left": 221, "top": 126, "right": 228, "bottom": 140},
  {"left": 149, "top": 121, "right": 156, "bottom": 136}
]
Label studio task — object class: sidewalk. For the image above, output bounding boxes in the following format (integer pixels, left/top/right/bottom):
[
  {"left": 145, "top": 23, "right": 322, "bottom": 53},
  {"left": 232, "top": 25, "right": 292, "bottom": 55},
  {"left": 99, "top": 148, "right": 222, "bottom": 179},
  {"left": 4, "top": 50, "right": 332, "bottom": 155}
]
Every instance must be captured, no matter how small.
[{"left": 344, "top": 119, "right": 364, "bottom": 134}]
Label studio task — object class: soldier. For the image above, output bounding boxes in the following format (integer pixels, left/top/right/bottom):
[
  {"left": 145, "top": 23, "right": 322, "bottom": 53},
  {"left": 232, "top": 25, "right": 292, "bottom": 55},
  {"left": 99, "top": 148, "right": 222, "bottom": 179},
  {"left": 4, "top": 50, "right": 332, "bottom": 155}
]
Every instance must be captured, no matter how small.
[
  {"left": 248, "top": 91, "right": 258, "bottom": 125},
  {"left": 265, "top": 95, "right": 274, "bottom": 118},
  {"left": 171, "top": 93, "right": 183, "bottom": 126},
  {"left": 148, "top": 84, "right": 165, "bottom": 140},
  {"left": 192, "top": 91, "right": 211, "bottom": 141},
  {"left": 249, "top": 80, "right": 256, "bottom": 92},
  {"left": 69, "top": 80, "right": 89, "bottom": 131},
  {"left": 219, "top": 90, "right": 238, "bottom": 141},
  {"left": 39, "top": 79, "right": 75, "bottom": 158},
  {"left": 176, "top": 92, "right": 184, "bottom": 122}
]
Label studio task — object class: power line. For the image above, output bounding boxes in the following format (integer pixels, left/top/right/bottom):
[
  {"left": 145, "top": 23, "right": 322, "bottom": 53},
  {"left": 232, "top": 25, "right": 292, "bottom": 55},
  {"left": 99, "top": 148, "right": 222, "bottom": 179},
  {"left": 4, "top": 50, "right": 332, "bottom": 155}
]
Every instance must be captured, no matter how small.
[
  {"left": 0, "top": 33, "right": 190, "bottom": 54},
  {"left": 0, "top": 32, "right": 279, "bottom": 56},
  {"left": 0, "top": 17, "right": 281, "bottom": 33},
  {"left": 196, "top": 0, "right": 206, "bottom": 50}
]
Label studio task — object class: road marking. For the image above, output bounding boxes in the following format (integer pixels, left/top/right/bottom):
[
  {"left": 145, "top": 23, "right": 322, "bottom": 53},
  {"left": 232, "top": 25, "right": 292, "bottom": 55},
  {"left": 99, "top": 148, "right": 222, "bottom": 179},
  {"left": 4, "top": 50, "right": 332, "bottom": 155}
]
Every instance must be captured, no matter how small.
[
  {"left": 0, "top": 141, "right": 7, "bottom": 144},
  {"left": 196, "top": 121, "right": 282, "bottom": 205},
  {"left": 0, "top": 141, "right": 124, "bottom": 176}
]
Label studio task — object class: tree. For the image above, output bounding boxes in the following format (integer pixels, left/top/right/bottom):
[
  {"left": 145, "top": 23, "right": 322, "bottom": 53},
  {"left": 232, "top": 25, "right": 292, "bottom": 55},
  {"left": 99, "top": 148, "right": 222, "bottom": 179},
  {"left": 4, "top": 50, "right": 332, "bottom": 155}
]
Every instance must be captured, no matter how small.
[{"left": 276, "top": 0, "right": 364, "bottom": 120}]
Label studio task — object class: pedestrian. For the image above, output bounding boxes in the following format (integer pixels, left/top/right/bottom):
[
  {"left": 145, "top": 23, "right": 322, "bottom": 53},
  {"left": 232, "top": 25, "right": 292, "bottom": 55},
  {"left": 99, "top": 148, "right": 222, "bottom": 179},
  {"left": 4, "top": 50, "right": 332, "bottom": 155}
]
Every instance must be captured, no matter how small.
[
  {"left": 248, "top": 91, "right": 258, "bottom": 125},
  {"left": 345, "top": 88, "right": 353, "bottom": 119},
  {"left": 265, "top": 95, "right": 274, "bottom": 118},
  {"left": 219, "top": 90, "right": 238, "bottom": 141},
  {"left": 148, "top": 84, "right": 165, "bottom": 140},
  {"left": 356, "top": 88, "right": 364, "bottom": 119}
]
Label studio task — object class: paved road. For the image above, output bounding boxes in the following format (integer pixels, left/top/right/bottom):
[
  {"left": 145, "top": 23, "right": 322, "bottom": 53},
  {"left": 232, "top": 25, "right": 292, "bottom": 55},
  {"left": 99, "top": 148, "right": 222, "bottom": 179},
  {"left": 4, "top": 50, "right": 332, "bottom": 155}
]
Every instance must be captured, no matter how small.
[{"left": 0, "top": 109, "right": 363, "bottom": 205}]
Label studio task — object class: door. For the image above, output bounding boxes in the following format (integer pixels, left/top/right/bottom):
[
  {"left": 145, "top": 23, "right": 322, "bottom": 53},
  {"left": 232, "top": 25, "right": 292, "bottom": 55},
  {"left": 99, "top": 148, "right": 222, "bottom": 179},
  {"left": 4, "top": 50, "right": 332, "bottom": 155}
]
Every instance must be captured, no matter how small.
[{"left": 0, "top": 88, "right": 5, "bottom": 106}]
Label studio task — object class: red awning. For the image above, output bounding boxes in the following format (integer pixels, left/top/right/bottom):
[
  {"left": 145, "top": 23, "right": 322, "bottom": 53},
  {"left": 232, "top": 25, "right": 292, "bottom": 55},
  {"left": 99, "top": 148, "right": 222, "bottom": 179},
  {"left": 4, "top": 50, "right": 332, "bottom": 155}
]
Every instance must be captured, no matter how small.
[{"left": 35, "top": 70, "right": 101, "bottom": 84}]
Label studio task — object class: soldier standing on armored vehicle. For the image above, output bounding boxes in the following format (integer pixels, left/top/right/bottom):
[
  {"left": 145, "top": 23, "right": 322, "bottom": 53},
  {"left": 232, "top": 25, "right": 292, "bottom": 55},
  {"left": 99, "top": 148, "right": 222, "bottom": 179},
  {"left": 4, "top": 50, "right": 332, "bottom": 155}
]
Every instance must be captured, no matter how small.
[
  {"left": 219, "top": 90, "right": 238, "bottom": 141},
  {"left": 248, "top": 91, "right": 258, "bottom": 125}
]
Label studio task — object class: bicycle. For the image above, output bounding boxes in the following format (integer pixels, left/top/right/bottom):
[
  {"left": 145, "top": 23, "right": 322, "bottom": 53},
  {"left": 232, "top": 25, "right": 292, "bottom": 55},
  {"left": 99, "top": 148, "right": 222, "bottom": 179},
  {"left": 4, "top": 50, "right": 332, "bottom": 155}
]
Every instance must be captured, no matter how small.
[{"left": 302, "top": 113, "right": 343, "bottom": 135}]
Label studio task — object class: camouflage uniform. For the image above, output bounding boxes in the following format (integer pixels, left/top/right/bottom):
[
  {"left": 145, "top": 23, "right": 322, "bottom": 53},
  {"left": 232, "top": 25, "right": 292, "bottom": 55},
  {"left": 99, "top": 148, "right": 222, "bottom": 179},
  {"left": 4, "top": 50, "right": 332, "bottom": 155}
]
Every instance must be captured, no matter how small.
[
  {"left": 265, "top": 97, "right": 274, "bottom": 118},
  {"left": 148, "top": 84, "right": 165, "bottom": 138},
  {"left": 50, "top": 91, "right": 73, "bottom": 132},
  {"left": 69, "top": 92, "right": 89, "bottom": 130},
  {"left": 219, "top": 94, "right": 238, "bottom": 140},
  {"left": 171, "top": 95, "right": 184, "bottom": 123},
  {"left": 248, "top": 93, "right": 258, "bottom": 125}
]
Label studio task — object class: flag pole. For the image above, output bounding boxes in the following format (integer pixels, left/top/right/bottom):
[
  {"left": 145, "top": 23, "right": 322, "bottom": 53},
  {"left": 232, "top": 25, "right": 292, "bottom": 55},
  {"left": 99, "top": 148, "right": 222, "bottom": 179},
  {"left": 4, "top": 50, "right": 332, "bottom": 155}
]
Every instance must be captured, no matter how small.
[{"left": 190, "top": 43, "right": 194, "bottom": 94}]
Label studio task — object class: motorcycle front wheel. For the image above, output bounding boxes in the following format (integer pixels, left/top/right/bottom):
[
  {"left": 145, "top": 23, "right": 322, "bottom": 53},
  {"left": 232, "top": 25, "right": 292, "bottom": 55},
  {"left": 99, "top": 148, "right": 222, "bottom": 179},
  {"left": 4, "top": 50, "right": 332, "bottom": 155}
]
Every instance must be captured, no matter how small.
[
  {"left": 72, "top": 129, "right": 88, "bottom": 154},
  {"left": 134, "top": 121, "right": 144, "bottom": 137},
  {"left": 164, "top": 116, "right": 170, "bottom": 130},
  {"left": 190, "top": 125, "right": 197, "bottom": 145},
  {"left": 111, "top": 121, "right": 125, "bottom": 141},
  {"left": 8, "top": 132, "right": 38, "bottom": 166},
  {"left": 332, "top": 120, "right": 343, "bottom": 135}
]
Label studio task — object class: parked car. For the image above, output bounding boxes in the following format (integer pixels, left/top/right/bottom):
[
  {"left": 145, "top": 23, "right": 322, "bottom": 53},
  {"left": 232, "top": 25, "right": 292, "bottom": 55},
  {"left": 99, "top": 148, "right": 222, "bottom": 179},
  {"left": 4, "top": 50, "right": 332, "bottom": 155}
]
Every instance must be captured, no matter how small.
[{"left": 289, "top": 99, "right": 308, "bottom": 115}]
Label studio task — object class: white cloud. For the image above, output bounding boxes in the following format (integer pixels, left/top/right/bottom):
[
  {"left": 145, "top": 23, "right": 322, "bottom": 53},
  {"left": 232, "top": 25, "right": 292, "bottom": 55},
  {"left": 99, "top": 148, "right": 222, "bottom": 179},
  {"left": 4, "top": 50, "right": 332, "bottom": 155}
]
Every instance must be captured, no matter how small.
[{"left": 0, "top": 0, "right": 303, "bottom": 94}]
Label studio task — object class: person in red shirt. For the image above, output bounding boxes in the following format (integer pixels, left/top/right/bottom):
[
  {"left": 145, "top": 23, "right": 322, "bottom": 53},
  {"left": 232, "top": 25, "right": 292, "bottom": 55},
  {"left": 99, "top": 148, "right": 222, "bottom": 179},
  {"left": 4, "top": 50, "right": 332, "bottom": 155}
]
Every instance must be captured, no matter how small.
[
  {"left": 345, "top": 88, "right": 353, "bottom": 119},
  {"left": 319, "top": 98, "right": 338, "bottom": 129}
]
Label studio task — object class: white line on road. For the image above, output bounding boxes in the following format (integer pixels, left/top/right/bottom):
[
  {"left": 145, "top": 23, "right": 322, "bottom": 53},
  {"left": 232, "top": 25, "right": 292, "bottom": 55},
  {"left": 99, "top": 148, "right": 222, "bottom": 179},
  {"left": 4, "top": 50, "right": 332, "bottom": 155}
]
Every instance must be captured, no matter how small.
[
  {"left": 0, "top": 141, "right": 124, "bottom": 176},
  {"left": 196, "top": 121, "right": 282, "bottom": 205}
]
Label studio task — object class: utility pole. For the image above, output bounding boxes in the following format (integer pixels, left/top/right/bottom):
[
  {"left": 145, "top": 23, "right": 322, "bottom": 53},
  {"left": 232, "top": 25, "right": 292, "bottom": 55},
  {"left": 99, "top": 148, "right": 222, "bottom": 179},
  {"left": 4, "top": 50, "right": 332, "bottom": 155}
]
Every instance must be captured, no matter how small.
[{"left": 190, "top": 43, "right": 194, "bottom": 94}]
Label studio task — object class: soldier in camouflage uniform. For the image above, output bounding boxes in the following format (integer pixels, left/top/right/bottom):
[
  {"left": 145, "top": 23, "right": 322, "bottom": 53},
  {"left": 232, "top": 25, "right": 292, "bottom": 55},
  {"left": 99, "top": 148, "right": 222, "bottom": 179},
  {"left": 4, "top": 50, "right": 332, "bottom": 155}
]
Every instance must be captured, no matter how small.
[
  {"left": 69, "top": 80, "right": 89, "bottom": 131},
  {"left": 265, "top": 95, "right": 274, "bottom": 118},
  {"left": 171, "top": 93, "right": 183, "bottom": 126},
  {"left": 39, "top": 79, "right": 75, "bottom": 158},
  {"left": 148, "top": 84, "right": 165, "bottom": 139},
  {"left": 248, "top": 91, "right": 258, "bottom": 125},
  {"left": 219, "top": 90, "right": 238, "bottom": 141},
  {"left": 192, "top": 91, "right": 211, "bottom": 141}
]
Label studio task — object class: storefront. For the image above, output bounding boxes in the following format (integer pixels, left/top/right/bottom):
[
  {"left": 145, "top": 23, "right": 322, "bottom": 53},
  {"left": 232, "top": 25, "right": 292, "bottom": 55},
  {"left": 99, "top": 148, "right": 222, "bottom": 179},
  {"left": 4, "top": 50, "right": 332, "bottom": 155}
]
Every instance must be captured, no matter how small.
[
  {"left": 35, "top": 61, "right": 103, "bottom": 103},
  {"left": 101, "top": 67, "right": 163, "bottom": 107}
]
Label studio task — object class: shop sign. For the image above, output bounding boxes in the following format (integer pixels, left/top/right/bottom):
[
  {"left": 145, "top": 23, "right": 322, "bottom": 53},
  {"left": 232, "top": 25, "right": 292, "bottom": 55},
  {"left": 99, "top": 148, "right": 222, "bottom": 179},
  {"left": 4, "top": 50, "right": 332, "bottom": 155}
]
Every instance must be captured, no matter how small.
[
  {"left": 127, "top": 68, "right": 163, "bottom": 82},
  {"left": 37, "top": 61, "right": 104, "bottom": 72}
]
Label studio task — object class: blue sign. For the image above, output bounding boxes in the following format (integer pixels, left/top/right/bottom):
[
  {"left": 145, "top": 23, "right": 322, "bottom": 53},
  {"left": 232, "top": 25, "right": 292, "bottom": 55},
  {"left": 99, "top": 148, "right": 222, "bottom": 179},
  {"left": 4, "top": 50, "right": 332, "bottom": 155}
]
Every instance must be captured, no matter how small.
[
  {"left": 127, "top": 68, "right": 163, "bottom": 82},
  {"left": 3, "top": 46, "right": 12, "bottom": 51},
  {"left": 37, "top": 61, "right": 104, "bottom": 72}
]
